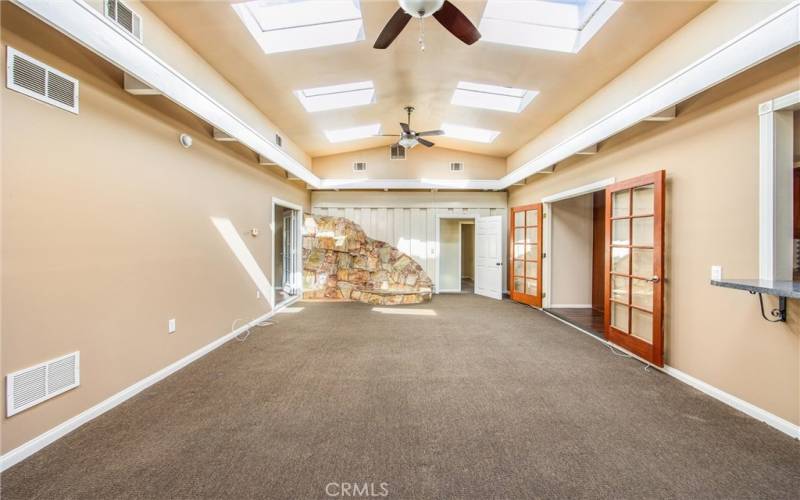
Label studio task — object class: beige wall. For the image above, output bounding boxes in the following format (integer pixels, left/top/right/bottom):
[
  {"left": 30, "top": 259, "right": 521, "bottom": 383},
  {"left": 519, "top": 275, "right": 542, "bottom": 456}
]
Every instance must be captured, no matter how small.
[
  {"left": 509, "top": 51, "right": 800, "bottom": 425},
  {"left": 508, "top": 0, "right": 795, "bottom": 173},
  {"left": 1, "top": 7, "right": 309, "bottom": 453},
  {"left": 312, "top": 145, "right": 506, "bottom": 180},
  {"left": 551, "top": 194, "right": 594, "bottom": 307},
  {"left": 461, "top": 224, "right": 475, "bottom": 280}
]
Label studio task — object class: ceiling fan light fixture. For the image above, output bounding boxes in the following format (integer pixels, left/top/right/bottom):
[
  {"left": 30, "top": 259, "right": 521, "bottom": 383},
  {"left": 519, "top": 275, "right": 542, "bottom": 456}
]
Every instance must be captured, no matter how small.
[{"left": 399, "top": 137, "right": 418, "bottom": 149}]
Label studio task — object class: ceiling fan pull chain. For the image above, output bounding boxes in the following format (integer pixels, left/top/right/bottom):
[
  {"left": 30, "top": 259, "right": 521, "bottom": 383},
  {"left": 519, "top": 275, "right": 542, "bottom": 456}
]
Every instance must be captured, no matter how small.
[{"left": 418, "top": 18, "right": 425, "bottom": 51}]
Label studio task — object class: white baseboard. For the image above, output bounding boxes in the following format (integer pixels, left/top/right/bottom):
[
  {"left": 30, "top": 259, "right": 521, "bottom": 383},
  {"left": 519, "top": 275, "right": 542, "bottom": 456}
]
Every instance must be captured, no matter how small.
[
  {"left": 662, "top": 366, "right": 800, "bottom": 440},
  {"left": 0, "top": 310, "right": 274, "bottom": 472},
  {"left": 549, "top": 304, "right": 594, "bottom": 308}
]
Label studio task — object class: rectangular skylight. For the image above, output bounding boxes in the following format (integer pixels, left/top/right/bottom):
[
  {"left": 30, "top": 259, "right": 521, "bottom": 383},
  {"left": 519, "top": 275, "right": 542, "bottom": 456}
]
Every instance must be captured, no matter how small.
[
  {"left": 294, "top": 81, "right": 375, "bottom": 112},
  {"left": 441, "top": 123, "right": 500, "bottom": 143},
  {"left": 232, "top": 0, "right": 365, "bottom": 54},
  {"left": 451, "top": 81, "right": 538, "bottom": 113},
  {"left": 324, "top": 123, "right": 381, "bottom": 143},
  {"left": 479, "top": 0, "right": 622, "bottom": 54}
]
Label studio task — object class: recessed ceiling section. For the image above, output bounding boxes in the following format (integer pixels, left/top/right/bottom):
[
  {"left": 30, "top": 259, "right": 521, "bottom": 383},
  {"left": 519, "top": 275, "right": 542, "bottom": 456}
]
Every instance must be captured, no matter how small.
[
  {"left": 441, "top": 123, "right": 501, "bottom": 144},
  {"left": 324, "top": 123, "right": 381, "bottom": 143},
  {"left": 294, "top": 81, "right": 375, "bottom": 112},
  {"left": 479, "top": 0, "right": 623, "bottom": 53},
  {"left": 232, "top": 0, "right": 365, "bottom": 54},
  {"left": 451, "top": 81, "right": 538, "bottom": 113}
]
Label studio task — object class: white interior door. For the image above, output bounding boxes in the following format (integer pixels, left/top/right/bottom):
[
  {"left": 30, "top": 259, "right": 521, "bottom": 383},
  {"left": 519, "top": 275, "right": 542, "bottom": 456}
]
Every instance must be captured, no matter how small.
[
  {"left": 282, "top": 211, "right": 297, "bottom": 295},
  {"left": 475, "top": 215, "right": 503, "bottom": 300}
]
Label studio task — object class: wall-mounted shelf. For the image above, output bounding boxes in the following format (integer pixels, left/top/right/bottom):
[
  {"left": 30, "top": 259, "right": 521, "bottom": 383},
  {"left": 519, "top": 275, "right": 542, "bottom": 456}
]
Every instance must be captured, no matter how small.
[{"left": 710, "top": 279, "right": 799, "bottom": 322}]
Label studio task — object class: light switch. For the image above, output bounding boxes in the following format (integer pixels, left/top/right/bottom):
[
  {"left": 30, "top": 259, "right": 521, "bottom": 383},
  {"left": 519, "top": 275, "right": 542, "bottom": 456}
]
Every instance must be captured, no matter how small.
[
  {"left": 710, "top": 265, "right": 722, "bottom": 281},
  {"left": 168, "top": 318, "right": 176, "bottom": 334}
]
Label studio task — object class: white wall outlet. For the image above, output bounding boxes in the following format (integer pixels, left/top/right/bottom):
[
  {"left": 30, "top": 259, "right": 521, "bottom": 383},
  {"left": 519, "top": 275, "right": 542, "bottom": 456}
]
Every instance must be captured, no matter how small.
[
  {"left": 168, "top": 318, "right": 176, "bottom": 334},
  {"left": 710, "top": 265, "right": 722, "bottom": 281}
]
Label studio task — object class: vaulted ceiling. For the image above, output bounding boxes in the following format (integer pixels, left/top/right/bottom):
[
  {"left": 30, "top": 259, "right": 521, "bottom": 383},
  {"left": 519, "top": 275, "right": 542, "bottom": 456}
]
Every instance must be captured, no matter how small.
[{"left": 145, "top": 1, "right": 711, "bottom": 159}]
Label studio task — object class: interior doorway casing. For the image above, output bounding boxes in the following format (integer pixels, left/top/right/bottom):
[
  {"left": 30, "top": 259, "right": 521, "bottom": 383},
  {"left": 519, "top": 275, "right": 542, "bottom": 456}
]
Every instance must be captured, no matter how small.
[
  {"left": 435, "top": 214, "right": 478, "bottom": 294},
  {"left": 271, "top": 197, "right": 303, "bottom": 310}
]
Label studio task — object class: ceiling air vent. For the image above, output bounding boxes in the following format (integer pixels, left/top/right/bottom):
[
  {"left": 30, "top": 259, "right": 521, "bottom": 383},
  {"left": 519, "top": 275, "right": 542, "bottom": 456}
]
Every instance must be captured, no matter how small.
[
  {"left": 6, "top": 47, "right": 79, "bottom": 114},
  {"left": 275, "top": 133, "right": 283, "bottom": 147},
  {"left": 389, "top": 144, "right": 406, "bottom": 160},
  {"left": 6, "top": 352, "right": 80, "bottom": 417},
  {"left": 105, "top": 0, "right": 143, "bottom": 41},
  {"left": 450, "top": 161, "right": 464, "bottom": 172},
  {"left": 353, "top": 161, "right": 367, "bottom": 172}
]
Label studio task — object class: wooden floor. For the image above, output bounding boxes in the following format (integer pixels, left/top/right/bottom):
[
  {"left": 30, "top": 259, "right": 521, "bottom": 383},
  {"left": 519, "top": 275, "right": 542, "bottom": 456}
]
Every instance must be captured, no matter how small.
[{"left": 545, "top": 307, "right": 604, "bottom": 338}]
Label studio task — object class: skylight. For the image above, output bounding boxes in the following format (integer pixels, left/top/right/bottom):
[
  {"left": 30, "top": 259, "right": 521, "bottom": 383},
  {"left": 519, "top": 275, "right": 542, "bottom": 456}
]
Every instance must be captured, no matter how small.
[
  {"left": 294, "top": 81, "right": 375, "bottom": 112},
  {"left": 324, "top": 123, "right": 381, "bottom": 143},
  {"left": 441, "top": 123, "right": 500, "bottom": 143},
  {"left": 451, "top": 81, "right": 538, "bottom": 113},
  {"left": 479, "top": 0, "right": 622, "bottom": 54},
  {"left": 232, "top": 0, "right": 365, "bottom": 54}
]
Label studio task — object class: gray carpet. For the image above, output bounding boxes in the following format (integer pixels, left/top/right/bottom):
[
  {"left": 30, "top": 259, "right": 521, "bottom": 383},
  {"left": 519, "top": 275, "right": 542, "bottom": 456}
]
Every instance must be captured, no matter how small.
[{"left": 2, "top": 295, "right": 798, "bottom": 499}]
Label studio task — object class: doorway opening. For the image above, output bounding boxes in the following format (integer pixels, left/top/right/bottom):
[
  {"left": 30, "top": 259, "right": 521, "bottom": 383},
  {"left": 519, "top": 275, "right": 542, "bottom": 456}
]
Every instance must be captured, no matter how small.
[
  {"left": 273, "top": 199, "right": 302, "bottom": 309},
  {"left": 438, "top": 218, "right": 475, "bottom": 293},
  {"left": 544, "top": 191, "right": 606, "bottom": 338}
]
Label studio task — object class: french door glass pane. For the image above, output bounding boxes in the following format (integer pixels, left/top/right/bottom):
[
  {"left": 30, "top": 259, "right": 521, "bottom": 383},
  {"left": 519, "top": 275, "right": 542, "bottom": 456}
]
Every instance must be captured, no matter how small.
[
  {"left": 526, "top": 278, "right": 537, "bottom": 296},
  {"left": 631, "top": 278, "right": 653, "bottom": 310},
  {"left": 526, "top": 228, "right": 538, "bottom": 244},
  {"left": 611, "top": 247, "right": 630, "bottom": 274},
  {"left": 526, "top": 261, "right": 537, "bottom": 278},
  {"left": 632, "top": 248, "right": 653, "bottom": 277},
  {"left": 514, "top": 277, "right": 524, "bottom": 293},
  {"left": 525, "top": 244, "right": 537, "bottom": 260},
  {"left": 632, "top": 184, "right": 654, "bottom": 215},
  {"left": 612, "top": 190, "right": 630, "bottom": 217},
  {"left": 612, "top": 219, "right": 630, "bottom": 245},
  {"left": 632, "top": 217, "right": 654, "bottom": 246},
  {"left": 631, "top": 309, "right": 653, "bottom": 343},
  {"left": 611, "top": 302, "right": 629, "bottom": 333},
  {"left": 514, "top": 245, "right": 524, "bottom": 259},
  {"left": 526, "top": 209, "right": 538, "bottom": 226},
  {"left": 514, "top": 260, "right": 524, "bottom": 277},
  {"left": 611, "top": 275, "right": 629, "bottom": 303},
  {"left": 514, "top": 227, "right": 525, "bottom": 244},
  {"left": 514, "top": 211, "right": 525, "bottom": 227}
]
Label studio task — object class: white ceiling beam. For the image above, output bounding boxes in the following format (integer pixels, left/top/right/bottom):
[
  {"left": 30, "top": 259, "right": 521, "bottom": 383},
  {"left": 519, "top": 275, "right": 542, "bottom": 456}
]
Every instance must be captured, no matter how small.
[
  {"left": 643, "top": 106, "right": 677, "bottom": 122},
  {"left": 317, "top": 178, "right": 503, "bottom": 191},
  {"left": 12, "top": 0, "right": 321, "bottom": 188},
  {"left": 123, "top": 73, "right": 160, "bottom": 95},
  {"left": 212, "top": 127, "right": 237, "bottom": 142}
]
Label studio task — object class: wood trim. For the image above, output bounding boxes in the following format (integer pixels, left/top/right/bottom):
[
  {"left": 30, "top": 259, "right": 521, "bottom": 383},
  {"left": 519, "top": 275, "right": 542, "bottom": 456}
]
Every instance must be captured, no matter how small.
[{"left": 591, "top": 191, "right": 605, "bottom": 312}]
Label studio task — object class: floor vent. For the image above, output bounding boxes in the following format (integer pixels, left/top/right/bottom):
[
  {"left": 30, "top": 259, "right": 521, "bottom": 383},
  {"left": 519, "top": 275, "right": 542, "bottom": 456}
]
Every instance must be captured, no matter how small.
[
  {"left": 390, "top": 144, "right": 406, "bottom": 160},
  {"left": 105, "top": 0, "right": 143, "bottom": 41},
  {"left": 6, "top": 352, "right": 80, "bottom": 417},
  {"left": 450, "top": 161, "right": 464, "bottom": 172},
  {"left": 275, "top": 133, "right": 283, "bottom": 147},
  {"left": 6, "top": 47, "right": 79, "bottom": 114},
  {"left": 353, "top": 161, "right": 367, "bottom": 172}
]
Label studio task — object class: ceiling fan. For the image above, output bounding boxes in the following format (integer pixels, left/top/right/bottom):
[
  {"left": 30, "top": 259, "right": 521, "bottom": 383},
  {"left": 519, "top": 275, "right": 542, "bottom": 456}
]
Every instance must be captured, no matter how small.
[
  {"left": 379, "top": 106, "right": 444, "bottom": 149},
  {"left": 374, "top": 0, "right": 481, "bottom": 50}
]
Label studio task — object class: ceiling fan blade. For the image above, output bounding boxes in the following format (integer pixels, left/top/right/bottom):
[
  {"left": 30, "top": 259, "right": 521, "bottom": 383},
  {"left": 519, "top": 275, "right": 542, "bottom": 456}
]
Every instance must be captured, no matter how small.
[
  {"left": 417, "top": 138, "right": 435, "bottom": 147},
  {"left": 417, "top": 130, "right": 445, "bottom": 137},
  {"left": 400, "top": 122, "right": 411, "bottom": 134},
  {"left": 433, "top": 1, "right": 481, "bottom": 45},
  {"left": 373, "top": 8, "right": 412, "bottom": 49}
]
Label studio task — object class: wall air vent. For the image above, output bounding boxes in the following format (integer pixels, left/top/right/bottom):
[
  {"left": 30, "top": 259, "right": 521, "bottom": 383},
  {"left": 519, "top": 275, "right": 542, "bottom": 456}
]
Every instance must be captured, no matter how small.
[
  {"left": 6, "top": 352, "right": 80, "bottom": 417},
  {"left": 390, "top": 144, "right": 406, "bottom": 160},
  {"left": 105, "top": 0, "right": 143, "bottom": 42},
  {"left": 275, "top": 133, "right": 283, "bottom": 147},
  {"left": 353, "top": 162, "right": 367, "bottom": 172},
  {"left": 6, "top": 47, "right": 79, "bottom": 114},
  {"left": 450, "top": 161, "right": 464, "bottom": 172}
]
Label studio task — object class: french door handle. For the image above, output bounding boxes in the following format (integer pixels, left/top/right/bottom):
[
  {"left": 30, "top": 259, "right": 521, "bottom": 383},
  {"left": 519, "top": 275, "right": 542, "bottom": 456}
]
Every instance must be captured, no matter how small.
[
  {"left": 496, "top": 263, "right": 502, "bottom": 266},
  {"left": 646, "top": 275, "right": 660, "bottom": 283}
]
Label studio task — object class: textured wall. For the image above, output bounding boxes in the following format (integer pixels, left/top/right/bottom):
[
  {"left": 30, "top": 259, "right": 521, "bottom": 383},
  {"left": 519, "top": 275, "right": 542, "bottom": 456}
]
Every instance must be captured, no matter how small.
[{"left": 302, "top": 215, "right": 433, "bottom": 305}]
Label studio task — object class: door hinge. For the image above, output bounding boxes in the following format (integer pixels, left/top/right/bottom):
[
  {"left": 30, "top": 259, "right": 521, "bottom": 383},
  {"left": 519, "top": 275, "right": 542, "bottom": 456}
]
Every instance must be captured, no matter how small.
[{"left": 542, "top": 292, "right": 546, "bottom": 298}]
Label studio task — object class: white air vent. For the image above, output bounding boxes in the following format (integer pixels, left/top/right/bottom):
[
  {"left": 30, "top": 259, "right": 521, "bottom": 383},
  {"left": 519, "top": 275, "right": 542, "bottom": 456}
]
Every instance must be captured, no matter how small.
[
  {"left": 6, "top": 47, "right": 79, "bottom": 114},
  {"left": 353, "top": 161, "right": 367, "bottom": 172},
  {"left": 450, "top": 161, "right": 464, "bottom": 172},
  {"left": 6, "top": 352, "right": 80, "bottom": 417},
  {"left": 390, "top": 144, "right": 406, "bottom": 160},
  {"left": 275, "top": 133, "right": 283, "bottom": 147},
  {"left": 105, "top": 0, "right": 143, "bottom": 41}
]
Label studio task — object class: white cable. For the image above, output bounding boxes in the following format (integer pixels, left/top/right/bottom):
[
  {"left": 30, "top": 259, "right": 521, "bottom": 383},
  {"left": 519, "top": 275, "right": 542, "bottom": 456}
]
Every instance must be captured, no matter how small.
[{"left": 231, "top": 317, "right": 275, "bottom": 343}]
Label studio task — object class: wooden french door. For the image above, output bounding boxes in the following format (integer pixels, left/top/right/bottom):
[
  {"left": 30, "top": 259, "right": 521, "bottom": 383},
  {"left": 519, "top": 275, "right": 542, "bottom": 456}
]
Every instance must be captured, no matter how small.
[
  {"left": 510, "top": 204, "right": 543, "bottom": 307},
  {"left": 604, "top": 171, "right": 665, "bottom": 366}
]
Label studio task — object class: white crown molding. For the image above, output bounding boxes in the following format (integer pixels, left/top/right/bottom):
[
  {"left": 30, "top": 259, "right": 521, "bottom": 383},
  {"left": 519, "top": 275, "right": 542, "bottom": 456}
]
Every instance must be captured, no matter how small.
[
  {"left": 318, "top": 178, "right": 503, "bottom": 191},
  {"left": 11, "top": 0, "right": 320, "bottom": 188}
]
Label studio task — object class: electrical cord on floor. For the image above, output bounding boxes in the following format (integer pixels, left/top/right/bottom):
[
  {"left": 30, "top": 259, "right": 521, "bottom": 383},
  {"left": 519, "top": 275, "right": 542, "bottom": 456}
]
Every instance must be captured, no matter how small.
[{"left": 231, "top": 317, "right": 275, "bottom": 343}]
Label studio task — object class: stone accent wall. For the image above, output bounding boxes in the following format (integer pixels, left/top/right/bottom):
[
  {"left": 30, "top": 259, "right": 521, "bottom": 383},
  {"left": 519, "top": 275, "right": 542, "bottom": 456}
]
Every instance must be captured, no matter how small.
[{"left": 302, "top": 214, "right": 433, "bottom": 305}]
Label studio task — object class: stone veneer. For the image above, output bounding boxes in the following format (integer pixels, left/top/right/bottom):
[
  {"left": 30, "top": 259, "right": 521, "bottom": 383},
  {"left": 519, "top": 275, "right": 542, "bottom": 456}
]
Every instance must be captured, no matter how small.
[{"left": 302, "top": 214, "right": 433, "bottom": 305}]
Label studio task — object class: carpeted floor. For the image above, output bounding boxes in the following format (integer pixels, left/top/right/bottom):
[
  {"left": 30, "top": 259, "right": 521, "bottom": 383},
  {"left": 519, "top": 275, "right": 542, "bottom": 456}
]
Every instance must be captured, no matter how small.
[{"left": 2, "top": 295, "right": 799, "bottom": 499}]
